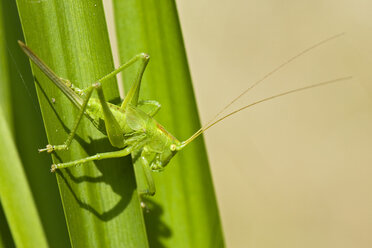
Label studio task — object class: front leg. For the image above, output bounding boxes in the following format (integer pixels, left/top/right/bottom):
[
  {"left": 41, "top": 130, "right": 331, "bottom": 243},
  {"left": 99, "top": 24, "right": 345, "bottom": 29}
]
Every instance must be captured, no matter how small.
[
  {"left": 133, "top": 152, "right": 156, "bottom": 197},
  {"left": 139, "top": 156, "right": 156, "bottom": 196}
]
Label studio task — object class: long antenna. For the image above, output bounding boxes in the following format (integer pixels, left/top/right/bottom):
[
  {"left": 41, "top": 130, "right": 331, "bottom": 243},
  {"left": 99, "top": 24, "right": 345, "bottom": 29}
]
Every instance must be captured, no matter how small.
[
  {"left": 202, "top": 33, "right": 345, "bottom": 130},
  {"left": 179, "top": 76, "right": 352, "bottom": 149}
]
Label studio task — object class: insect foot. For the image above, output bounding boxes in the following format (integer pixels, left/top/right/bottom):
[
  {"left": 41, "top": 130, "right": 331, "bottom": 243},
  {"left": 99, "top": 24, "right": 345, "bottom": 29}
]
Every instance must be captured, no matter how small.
[
  {"left": 38, "top": 144, "right": 54, "bottom": 153},
  {"left": 140, "top": 53, "right": 150, "bottom": 60},
  {"left": 39, "top": 144, "right": 68, "bottom": 153},
  {"left": 50, "top": 164, "right": 57, "bottom": 173}
]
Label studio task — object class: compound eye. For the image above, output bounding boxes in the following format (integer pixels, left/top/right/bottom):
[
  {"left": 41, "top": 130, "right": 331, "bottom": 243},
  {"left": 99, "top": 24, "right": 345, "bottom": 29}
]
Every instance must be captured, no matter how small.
[{"left": 170, "top": 144, "right": 176, "bottom": 151}]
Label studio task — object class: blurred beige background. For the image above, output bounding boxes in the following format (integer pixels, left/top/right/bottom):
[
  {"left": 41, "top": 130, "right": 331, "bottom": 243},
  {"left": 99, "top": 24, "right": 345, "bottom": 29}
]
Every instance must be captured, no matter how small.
[{"left": 104, "top": 0, "right": 372, "bottom": 247}]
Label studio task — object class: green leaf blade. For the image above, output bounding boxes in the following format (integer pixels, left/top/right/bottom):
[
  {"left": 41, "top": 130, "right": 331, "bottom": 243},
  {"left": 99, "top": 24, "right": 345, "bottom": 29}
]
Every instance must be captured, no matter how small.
[
  {"left": 16, "top": 0, "right": 148, "bottom": 247},
  {"left": 0, "top": 109, "right": 48, "bottom": 248},
  {"left": 112, "top": 1, "right": 225, "bottom": 247},
  {"left": 1, "top": 0, "right": 71, "bottom": 246}
]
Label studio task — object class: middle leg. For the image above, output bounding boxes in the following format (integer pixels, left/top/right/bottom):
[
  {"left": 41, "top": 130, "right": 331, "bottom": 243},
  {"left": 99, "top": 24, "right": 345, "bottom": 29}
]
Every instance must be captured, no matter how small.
[{"left": 51, "top": 146, "right": 132, "bottom": 172}]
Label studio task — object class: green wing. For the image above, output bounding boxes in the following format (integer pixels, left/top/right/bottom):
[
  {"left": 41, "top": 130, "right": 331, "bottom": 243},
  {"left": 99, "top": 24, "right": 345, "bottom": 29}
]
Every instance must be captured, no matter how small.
[{"left": 125, "top": 105, "right": 150, "bottom": 131}]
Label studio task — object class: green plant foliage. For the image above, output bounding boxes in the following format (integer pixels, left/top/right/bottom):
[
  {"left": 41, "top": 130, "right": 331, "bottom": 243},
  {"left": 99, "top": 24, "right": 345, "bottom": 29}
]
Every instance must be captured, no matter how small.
[
  {"left": 1, "top": 0, "right": 70, "bottom": 246},
  {"left": 0, "top": 0, "right": 225, "bottom": 246},
  {"left": 0, "top": 205, "right": 14, "bottom": 248},
  {"left": 16, "top": 0, "right": 148, "bottom": 246},
  {"left": 0, "top": 109, "right": 48, "bottom": 247},
  {"left": 112, "top": 1, "right": 225, "bottom": 247}
]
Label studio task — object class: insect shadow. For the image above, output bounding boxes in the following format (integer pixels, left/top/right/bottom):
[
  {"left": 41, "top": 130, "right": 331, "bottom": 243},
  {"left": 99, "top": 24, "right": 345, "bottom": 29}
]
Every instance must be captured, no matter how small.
[{"left": 142, "top": 198, "right": 172, "bottom": 248}]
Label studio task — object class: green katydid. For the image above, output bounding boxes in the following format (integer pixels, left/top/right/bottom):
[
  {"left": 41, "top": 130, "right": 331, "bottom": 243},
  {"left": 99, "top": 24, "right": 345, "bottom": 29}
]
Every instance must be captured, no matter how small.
[{"left": 18, "top": 34, "right": 350, "bottom": 196}]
